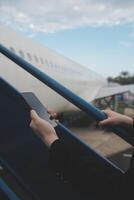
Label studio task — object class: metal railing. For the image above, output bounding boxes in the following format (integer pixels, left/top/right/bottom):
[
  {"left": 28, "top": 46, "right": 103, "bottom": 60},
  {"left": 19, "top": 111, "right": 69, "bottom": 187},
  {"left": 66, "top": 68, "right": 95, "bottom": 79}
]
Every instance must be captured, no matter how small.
[{"left": 0, "top": 157, "right": 40, "bottom": 200}]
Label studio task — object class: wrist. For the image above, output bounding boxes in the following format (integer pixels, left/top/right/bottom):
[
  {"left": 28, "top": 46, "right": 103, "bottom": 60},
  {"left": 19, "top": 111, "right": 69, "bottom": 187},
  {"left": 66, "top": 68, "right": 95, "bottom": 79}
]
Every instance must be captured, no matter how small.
[{"left": 42, "top": 132, "right": 59, "bottom": 148}]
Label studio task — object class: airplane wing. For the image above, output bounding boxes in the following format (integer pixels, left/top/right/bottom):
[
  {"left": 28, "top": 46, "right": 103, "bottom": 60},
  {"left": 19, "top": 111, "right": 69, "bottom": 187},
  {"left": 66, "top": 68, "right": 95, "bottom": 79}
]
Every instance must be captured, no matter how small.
[
  {"left": 80, "top": 84, "right": 134, "bottom": 102},
  {"left": 95, "top": 84, "right": 134, "bottom": 99}
]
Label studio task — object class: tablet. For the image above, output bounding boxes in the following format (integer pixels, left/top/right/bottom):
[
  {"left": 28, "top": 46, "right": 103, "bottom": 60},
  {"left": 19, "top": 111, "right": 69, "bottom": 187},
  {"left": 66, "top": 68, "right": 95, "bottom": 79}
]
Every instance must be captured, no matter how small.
[{"left": 22, "top": 92, "right": 57, "bottom": 128}]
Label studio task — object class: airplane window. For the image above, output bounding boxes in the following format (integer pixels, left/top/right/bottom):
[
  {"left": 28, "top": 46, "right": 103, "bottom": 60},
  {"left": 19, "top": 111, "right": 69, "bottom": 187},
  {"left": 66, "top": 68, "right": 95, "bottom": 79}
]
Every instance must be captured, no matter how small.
[
  {"left": 58, "top": 65, "right": 61, "bottom": 70},
  {"left": 34, "top": 55, "right": 39, "bottom": 63},
  {"left": 58, "top": 64, "right": 61, "bottom": 70},
  {"left": 40, "top": 57, "right": 44, "bottom": 65},
  {"left": 19, "top": 50, "right": 25, "bottom": 58},
  {"left": 65, "top": 67, "right": 68, "bottom": 72},
  {"left": 60, "top": 65, "right": 62, "bottom": 70},
  {"left": 45, "top": 59, "right": 49, "bottom": 67},
  {"left": 50, "top": 62, "right": 54, "bottom": 68},
  {"left": 27, "top": 53, "right": 32, "bottom": 61},
  {"left": 55, "top": 64, "right": 58, "bottom": 69},
  {"left": 10, "top": 47, "right": 16, "bottom": 53}
]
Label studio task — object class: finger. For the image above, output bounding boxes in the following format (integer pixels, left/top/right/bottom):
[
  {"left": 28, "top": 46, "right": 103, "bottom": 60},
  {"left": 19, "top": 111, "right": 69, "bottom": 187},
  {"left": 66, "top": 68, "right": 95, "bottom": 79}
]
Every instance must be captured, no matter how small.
[
  {"left": 47, "top": 109, "right": 58, "bottom": 118},
  {"left": 102, "top": 110, "right": 111, "bottom": 115},
  {"left": 99, "top": 118, "right": 113, "bottom": 126},
  {"left": 50, "top": 113, "right": 57, "bottom": 119},
  {"left": 47, "top": 109, "right": 55, "bottom": 114}
]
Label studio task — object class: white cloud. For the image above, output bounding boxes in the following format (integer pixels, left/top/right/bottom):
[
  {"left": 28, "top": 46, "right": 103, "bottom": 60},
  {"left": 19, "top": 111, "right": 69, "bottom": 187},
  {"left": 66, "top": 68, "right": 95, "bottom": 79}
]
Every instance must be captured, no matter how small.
[
  {"left": 1, "top": 0, "right": 134, "bottom": 33},
  {"left": 120, "top": 41, "right": 132, "bottom": 48}
]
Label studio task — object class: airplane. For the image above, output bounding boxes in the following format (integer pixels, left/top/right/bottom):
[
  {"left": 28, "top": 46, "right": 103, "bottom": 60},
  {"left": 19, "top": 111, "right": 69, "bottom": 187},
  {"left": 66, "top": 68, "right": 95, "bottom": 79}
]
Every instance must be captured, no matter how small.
[{"left": 1, "top": 25, "right": 133, "bottom": 113}]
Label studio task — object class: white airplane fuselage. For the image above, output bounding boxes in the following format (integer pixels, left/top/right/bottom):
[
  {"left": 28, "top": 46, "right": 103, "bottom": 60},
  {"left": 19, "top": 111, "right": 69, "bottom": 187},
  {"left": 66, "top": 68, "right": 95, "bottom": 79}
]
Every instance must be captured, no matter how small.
[{"left": 0, "top": 26, "right": 106, "bottom": 112}]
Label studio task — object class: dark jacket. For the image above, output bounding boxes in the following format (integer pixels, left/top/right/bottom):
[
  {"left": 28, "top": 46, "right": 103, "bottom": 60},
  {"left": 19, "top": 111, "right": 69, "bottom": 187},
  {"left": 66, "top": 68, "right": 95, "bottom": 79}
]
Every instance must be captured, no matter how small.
[{"left": 49, "top": 125, "right": 134, "bottom": 199}]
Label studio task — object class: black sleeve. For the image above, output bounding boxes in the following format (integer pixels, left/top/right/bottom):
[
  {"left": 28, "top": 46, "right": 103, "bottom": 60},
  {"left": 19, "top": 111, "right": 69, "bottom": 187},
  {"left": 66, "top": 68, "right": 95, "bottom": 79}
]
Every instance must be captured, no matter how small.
[
  {"left": 122, "top": 124, "right": 134, "bottom": 145},
  {"left": 48, "top": 139, "right": 125, "bottom": 196}
]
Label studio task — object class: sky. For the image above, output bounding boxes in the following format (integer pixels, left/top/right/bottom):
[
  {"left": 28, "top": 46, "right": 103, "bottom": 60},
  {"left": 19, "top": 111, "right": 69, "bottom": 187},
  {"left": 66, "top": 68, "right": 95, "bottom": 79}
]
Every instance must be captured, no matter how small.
[{"left": 0, "top": 0, "right": 134, "bottom": 77}]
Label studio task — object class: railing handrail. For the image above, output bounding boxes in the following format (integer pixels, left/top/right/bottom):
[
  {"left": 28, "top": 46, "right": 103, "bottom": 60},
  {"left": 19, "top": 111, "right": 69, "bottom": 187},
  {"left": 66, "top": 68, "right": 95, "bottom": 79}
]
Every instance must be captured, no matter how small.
[
  {"left": 0, "top": 157, "right": 40, "bottom": 200},
  {"left": 0, "top": 44, "right": 133, "bottom": 145}
]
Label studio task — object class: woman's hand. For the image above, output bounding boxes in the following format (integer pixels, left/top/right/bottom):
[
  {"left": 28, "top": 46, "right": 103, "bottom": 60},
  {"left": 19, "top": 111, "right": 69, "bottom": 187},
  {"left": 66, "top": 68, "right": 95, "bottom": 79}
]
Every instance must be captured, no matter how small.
[
  {"left": 30, "top": 110, "right": 59, "bottom": 148},
  {"left": 99, "top": 109, "right": 133, "bottom": 127}
]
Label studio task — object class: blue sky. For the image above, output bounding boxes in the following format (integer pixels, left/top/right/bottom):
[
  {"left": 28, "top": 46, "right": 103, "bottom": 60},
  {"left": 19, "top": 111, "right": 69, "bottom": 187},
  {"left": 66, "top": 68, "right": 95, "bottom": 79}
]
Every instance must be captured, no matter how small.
[
  {"left": 0, "top": 0, "right": 134, "bottom": 77},
  {"left": 35, "top": 25, "right": 134, "bottom": 77}
]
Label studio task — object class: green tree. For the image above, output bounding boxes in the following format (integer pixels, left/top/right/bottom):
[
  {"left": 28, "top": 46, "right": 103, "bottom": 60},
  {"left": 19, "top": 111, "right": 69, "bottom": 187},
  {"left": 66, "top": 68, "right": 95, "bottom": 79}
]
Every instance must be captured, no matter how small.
[{"left": 107, "top": 71, "right": 134, "bottom": 85}]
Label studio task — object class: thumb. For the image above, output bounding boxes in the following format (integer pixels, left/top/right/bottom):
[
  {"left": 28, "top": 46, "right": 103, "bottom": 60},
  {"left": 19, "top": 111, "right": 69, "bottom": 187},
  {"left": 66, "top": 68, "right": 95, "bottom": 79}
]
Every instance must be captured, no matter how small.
[{"left": 30, "top": 110, "right": 40, "bottom": 122}]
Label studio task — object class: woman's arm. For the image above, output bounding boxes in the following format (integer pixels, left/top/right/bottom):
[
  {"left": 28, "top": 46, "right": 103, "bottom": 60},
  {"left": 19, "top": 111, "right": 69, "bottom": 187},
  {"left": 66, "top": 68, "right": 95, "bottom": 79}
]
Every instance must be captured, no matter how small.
[{"left": 99, "top": 109, "right": 133, "bottom": 127}]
